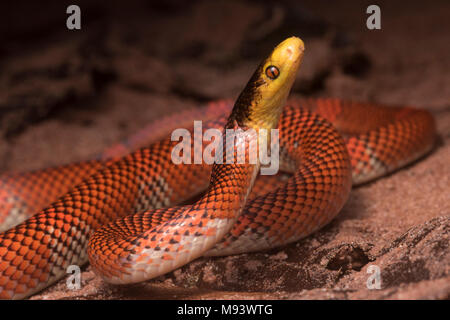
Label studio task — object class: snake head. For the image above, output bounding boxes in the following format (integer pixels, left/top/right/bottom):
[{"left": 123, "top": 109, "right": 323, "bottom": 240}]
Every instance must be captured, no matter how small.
[{"left": 229, "top": 36, "right": 305, "bottom": 131}]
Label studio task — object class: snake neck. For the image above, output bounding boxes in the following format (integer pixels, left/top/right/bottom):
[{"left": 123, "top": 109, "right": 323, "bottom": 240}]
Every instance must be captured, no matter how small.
[
  {"left": 204, "top": 37, "right": 305, "bottom": 218},
  {"left": 227, "top": 62, "right": 284, "bottom": 132}
]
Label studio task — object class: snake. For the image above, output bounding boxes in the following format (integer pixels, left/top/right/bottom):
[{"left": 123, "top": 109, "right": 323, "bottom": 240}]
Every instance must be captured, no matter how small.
[{"left": 0, "top": 37, "right": 436, "bottom": 299}]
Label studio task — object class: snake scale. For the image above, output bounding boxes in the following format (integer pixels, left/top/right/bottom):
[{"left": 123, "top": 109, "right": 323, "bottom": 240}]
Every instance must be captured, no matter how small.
[{"left": 0, "top": 37, "right": 436, "bottom": 299}]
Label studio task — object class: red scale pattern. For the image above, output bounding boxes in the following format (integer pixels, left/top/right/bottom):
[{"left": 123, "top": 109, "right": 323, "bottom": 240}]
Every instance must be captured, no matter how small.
[{"left": 0, "top": 98, "right": 436, "bottom": 299}]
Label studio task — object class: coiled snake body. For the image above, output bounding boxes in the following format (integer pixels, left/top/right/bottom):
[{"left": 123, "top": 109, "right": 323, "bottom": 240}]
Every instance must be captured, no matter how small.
[{"left": 0, "top": 37, "right": 436, "bottom": 299}]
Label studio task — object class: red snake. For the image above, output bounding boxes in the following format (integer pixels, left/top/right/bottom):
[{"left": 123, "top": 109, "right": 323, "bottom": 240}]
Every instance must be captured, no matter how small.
[{"left": 0, "top": 37, "right": 436, "bottom": 299}]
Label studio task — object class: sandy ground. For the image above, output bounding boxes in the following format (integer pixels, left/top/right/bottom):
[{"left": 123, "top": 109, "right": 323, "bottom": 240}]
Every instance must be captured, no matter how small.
[{"left": 0, "top": 0, "right": 449, "bottom": 299}]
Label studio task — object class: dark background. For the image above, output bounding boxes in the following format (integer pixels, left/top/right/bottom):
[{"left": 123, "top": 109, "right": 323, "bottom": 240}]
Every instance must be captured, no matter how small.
[
  {"left": 0, "top": 0, "right": 448, "bottom": 170},
  {"left": 1, "top": 1, "right": 449, "bottom": 299}
]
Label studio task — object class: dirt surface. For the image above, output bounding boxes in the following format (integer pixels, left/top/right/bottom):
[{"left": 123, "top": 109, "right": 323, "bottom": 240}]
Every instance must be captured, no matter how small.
[{"left": 1, "top": 0, "right": 449, "bottom": 300}]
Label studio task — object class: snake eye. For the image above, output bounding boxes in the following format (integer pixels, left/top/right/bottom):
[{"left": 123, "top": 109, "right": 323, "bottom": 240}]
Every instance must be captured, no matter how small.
[{"left": 265, "top": 65, "right": 280, "bottom": 79}]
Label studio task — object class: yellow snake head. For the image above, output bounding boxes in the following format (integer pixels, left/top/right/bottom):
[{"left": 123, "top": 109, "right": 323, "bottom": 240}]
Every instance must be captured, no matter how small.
[{"left": 229, "top": 36, "right": 305, "bottom": 131}]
